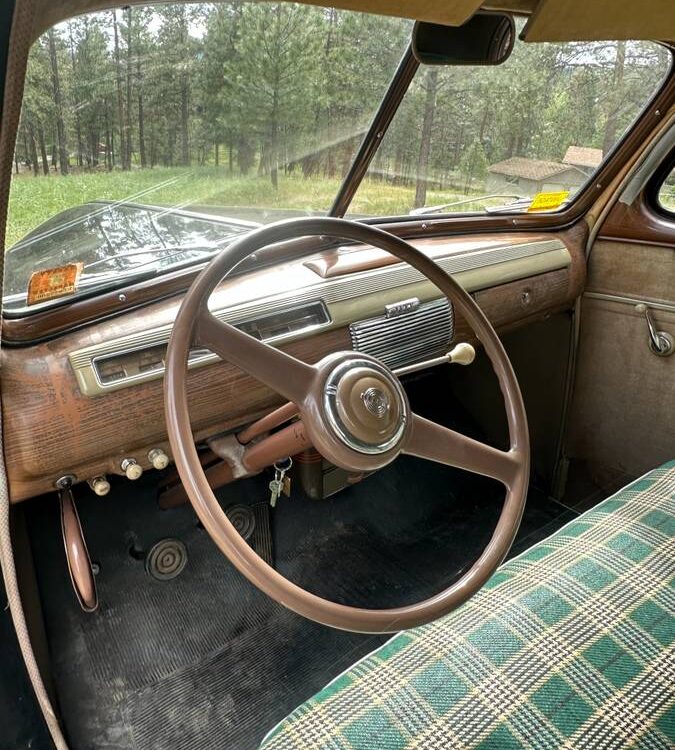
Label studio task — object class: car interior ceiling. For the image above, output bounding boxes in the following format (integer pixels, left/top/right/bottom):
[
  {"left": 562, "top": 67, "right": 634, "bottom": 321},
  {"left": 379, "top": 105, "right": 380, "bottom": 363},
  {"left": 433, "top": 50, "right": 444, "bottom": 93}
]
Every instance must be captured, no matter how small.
[{"left": 0, "top": 2, "right": 674, "bottom": 750}]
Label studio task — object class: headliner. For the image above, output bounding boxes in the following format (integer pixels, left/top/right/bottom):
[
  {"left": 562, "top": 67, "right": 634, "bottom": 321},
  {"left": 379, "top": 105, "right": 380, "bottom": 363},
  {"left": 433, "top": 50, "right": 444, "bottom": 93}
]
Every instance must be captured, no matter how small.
[{"left": 16, "top": 0, "right": 675, "bottom": 44}]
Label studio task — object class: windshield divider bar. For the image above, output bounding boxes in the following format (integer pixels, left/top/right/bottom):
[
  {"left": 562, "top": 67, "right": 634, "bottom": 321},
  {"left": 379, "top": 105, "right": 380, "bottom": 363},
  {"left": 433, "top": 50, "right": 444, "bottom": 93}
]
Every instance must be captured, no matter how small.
[{"left": 329, "top": 44, "right": 419, "bottom": 218}]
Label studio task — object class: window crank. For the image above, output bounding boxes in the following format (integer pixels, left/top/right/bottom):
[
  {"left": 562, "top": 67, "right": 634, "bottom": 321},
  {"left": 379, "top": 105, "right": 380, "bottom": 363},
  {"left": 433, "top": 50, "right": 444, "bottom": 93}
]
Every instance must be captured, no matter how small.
[{"left": 635, "top": 303, "right": 673, "bottom": 357}]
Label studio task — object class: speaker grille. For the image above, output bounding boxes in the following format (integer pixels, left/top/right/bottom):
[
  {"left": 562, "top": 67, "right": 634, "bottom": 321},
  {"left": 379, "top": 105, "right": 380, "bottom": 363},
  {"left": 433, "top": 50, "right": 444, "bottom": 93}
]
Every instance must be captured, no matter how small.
[{"left": 349, "top": 298, "right": 453, "bottom": 369}]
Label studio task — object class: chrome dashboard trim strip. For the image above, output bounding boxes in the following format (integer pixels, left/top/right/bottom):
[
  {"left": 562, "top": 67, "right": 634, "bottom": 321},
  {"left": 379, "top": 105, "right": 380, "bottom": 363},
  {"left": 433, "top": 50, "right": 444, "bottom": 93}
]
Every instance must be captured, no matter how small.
[{"left": 69, "top": 238, "right": 569, "bottom": 396}]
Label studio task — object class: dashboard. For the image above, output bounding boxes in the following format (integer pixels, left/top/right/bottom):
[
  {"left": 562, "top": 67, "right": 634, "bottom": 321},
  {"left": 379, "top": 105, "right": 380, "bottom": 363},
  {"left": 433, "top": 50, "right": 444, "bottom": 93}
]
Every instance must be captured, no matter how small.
[{"left": 1, "top": 227, "right": 585, "bottom": 502}]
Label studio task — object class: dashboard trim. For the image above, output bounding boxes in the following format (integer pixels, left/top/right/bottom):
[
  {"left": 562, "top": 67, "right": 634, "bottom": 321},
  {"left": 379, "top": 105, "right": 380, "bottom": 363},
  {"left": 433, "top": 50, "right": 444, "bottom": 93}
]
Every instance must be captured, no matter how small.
[{"left": 69, "top": 238, "right": 569, "bottom": 396}]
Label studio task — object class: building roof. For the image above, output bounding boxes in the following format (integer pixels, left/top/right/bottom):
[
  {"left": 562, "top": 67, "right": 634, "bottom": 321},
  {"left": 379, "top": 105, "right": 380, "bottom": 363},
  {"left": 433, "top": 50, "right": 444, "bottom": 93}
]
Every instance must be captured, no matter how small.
[
  {"left": 563, "top": 145, "right": 603, "bottom": 168},
  {"left": 487, "top": 157, "right": 571, "bottom": 181}
]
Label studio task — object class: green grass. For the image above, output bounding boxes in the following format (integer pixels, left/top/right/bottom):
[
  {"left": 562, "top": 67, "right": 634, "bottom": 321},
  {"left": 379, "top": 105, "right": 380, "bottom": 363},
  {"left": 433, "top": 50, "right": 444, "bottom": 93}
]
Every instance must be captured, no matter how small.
[{"left": 6, "top": 166, "right": 475, "bottom": 248}]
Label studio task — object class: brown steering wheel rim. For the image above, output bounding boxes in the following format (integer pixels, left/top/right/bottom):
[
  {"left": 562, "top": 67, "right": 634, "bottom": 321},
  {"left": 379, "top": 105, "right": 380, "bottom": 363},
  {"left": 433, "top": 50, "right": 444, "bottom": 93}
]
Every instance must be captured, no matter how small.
[{"left": 164, "top": 217, "right": 529, "bottom": 634}]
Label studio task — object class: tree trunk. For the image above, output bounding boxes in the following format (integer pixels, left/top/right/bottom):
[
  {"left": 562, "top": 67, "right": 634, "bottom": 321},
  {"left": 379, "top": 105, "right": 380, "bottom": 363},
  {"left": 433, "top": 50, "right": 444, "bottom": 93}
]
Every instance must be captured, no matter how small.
[
  {"left": 180, "top": 78, "right": 190, "bottom": 166},
  {"left": 37, "top": 124, "right": 49, "bottom": 175},
  {"left": 149, "top": 117, "right": 156, "bottom": 167},
  {"left": 478, "top": 94, "right": 490, "bottom": 143},
  {"left": 258, "top": 141, "right": 266, "bottom": 176},
  {"left": 135, "top": 20, "right": 147, "bottom": 168},
  {"left": 167, "top": 127, "right": 176, "bottom": 167},
  {"left": 214, "top": 142, "right": 219, "bottom": 167},
  {"left": 112, "top": 11, "right": 128, "bottom": 170},
  {"left": 27, "top": 124, "right": 39, "bottom": 176},
  {"left": 179, "top": 8, "right": 190, "bottom": 166},
  {"left": 108, "top": 101, "right": 115, "bottom": 168},
  {"left": 48, "top": 28, "right": 69, "bottom": 175},
  {"left": 105, "top": 102, "right": 113, "bottom": 170},
  {"left": 125, "top": 6, "right": 134, "bottom": 167},
  {"left": 68, "top": 22, "right": 84, "bottom": 167},
  {"left": 414, "top": 68, "right": 438, "bottom": 209},
  {"left": 603, "top": 41, "right": 626, "bottom": 156},
  {"left": 268, "top": 5, "right": 283, "bottom": 189}
]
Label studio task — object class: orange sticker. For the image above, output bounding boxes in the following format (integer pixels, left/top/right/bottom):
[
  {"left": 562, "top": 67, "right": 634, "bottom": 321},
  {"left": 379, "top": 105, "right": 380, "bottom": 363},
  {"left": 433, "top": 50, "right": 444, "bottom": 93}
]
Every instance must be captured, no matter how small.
[{"left": 27, "top": 262, "right": 83, "bottom": 305}]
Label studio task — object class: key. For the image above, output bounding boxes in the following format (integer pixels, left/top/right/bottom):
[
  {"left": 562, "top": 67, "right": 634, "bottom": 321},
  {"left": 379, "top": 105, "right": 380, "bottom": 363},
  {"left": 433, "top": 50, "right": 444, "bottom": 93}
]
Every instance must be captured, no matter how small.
[
  {"left": 269, "top": 458, "right": 292, "bottom": 507},
  {"left": 269, "top": 478, "right": 282, "bottom": 507}
]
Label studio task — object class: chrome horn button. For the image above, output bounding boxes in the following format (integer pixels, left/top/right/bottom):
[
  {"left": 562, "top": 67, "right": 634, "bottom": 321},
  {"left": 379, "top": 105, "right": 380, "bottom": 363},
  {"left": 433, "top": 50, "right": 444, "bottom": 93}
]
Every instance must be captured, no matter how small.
[
  {"left": 361, "top": 386, "right": 390, "bottom": 419},
  {"left": 323, "top": 358, "right": 408, "bottom": 455}
]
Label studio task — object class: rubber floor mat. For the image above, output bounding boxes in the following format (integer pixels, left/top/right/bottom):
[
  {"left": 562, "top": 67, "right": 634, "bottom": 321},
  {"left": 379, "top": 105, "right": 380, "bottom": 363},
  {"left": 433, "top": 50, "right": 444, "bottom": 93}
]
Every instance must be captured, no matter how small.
[
  {"left": 27, "top": 455, "right": 575, "bottom": 750},
  {"left": 251, "top": 500, "right": 274, "bottom": 565}
]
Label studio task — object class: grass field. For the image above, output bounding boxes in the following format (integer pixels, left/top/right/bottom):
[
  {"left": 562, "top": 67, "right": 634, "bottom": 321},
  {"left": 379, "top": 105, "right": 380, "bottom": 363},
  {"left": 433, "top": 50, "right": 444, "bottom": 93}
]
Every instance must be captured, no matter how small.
[{"left": 6, "top": 166, "right": 477, "bottom": 248}]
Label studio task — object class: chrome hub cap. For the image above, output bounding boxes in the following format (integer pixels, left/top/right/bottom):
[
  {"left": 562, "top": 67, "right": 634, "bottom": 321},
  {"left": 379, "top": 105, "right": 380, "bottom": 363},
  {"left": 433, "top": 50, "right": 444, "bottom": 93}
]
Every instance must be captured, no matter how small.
[{"left": 323, "top": 358, "right": 408, "bottom": 455}]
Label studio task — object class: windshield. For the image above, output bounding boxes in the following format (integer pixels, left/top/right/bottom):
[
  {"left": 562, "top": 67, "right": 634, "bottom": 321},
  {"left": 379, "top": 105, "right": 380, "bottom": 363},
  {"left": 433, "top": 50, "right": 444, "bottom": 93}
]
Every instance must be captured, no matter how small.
[
  {"left": 5, "top": 2, "right": 410, "bottom": 313},
  {"left": 5, "top": 3, "right": 671, "bottom": 313},
  {"left": 348, "top": 34, "right": 670, "bottom": 216}
]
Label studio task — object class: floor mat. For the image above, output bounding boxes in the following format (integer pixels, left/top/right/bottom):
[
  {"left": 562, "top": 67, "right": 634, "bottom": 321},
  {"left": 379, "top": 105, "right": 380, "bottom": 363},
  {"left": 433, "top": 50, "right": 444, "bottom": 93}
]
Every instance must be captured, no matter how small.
[{"left": 27, "top": 452, "right": 577, "bottom": 750}]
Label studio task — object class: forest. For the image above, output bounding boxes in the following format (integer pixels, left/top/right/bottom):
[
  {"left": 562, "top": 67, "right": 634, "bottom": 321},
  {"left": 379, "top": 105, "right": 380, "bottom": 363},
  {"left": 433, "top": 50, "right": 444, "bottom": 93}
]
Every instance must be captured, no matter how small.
[{"left": 8, "top": 2, "right": 672, "bottom": 246}]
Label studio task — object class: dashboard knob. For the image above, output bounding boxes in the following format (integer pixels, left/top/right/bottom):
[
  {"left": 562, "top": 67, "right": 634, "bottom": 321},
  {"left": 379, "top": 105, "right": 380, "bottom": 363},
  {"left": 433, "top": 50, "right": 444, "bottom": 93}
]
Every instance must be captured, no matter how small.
[
  {"left": 121, "top": 458, "right": 143, "bottom": 481},
  {"left": 88, "top": 476, "right": 111, "bottom": 496},
  {"left": 447, "top": 342, "right": 476, "bottom": 366},
  {"left": 148, "top": 448, "right": 170, "bottom": 471}
]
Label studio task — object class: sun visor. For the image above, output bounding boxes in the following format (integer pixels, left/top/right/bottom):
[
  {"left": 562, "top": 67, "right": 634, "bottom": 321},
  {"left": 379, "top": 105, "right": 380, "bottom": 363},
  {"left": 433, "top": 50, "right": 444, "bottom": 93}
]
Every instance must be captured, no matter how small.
[{"left": 522, "top": 0, "right": 675, "bottom": 42}]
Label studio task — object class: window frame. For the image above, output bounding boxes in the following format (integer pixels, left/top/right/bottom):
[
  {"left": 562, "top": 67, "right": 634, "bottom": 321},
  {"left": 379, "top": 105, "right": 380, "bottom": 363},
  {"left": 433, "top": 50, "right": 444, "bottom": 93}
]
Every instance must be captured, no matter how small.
[{"left": 648, "top": 144, "right": 675, "bottom": 218}]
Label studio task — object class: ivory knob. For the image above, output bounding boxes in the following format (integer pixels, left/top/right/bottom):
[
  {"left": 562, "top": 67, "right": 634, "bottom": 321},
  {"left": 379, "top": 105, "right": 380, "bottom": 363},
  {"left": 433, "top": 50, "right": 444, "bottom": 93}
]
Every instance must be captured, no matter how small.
[
  {"left": 148, "top": 448, "right": 170, "bottom": 471},
  {"left": 448, "top": 342, "right": 476, "bottom": 366},
  {"left": 121, "top": 458, "right": 143, "bottom": 481},
  {"left": 89, "top": 476, "right": 111, "bottom": 496}
]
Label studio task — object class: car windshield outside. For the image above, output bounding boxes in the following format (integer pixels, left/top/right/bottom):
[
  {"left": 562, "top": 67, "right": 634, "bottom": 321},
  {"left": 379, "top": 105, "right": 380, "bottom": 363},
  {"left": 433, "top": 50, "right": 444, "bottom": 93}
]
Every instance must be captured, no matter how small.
[{"left": 4, "top": 2, "right": 671, "bottom": 313}]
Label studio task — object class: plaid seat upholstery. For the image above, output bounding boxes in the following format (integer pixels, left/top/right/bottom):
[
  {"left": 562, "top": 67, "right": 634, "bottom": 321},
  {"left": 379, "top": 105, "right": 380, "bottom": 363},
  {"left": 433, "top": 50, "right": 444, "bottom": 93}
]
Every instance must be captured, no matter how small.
[{"left": 261, "top": 461, "right": 675, "bottom": 749}]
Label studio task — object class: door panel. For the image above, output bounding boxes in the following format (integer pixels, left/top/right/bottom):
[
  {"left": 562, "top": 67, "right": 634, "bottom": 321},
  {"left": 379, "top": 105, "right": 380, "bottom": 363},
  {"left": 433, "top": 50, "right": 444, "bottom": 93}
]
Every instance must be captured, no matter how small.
[{"left": 568, "top": 239, "right": 675, "bottom": 484}]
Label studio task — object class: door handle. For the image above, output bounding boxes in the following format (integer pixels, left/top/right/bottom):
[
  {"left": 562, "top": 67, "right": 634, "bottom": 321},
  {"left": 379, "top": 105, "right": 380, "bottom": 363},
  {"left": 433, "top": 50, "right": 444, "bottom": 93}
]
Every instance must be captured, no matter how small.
[{"left": 635, "top": 303, "right": 674, "bottom": 357}]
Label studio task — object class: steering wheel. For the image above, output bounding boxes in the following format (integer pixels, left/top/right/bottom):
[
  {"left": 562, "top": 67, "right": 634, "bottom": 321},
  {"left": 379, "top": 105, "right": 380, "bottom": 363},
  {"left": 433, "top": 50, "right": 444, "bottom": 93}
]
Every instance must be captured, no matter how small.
[{"left": 164, "top": 217, "right": 529, "bottom": 633}]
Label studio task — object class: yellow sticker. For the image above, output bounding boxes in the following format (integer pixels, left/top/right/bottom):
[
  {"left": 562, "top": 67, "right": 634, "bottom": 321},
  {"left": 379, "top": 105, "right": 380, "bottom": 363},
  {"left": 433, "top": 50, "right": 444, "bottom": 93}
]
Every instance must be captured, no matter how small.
[
  {"left": 527, "top": 191, "right": 569, "bottom": 212},
  {"left": 27, "top": 262, "right": 83, "bottom": 305}
]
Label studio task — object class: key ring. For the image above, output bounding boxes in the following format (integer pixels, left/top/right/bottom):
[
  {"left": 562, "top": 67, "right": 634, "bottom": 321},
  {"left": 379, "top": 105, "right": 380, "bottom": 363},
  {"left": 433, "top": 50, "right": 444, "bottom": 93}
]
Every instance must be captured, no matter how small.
[{"left": 274, "top": 457, "right": 293, "bottom": 473}]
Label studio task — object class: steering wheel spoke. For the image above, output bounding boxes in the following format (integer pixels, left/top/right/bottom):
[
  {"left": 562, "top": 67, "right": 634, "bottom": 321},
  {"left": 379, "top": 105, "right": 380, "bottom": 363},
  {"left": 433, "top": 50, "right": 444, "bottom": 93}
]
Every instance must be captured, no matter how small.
[
  {"left": 404, "top": 413, "right": 519, "bottom": 488},
  {"left": 196, "top": 310, "right": 317, "bottom": 405}
]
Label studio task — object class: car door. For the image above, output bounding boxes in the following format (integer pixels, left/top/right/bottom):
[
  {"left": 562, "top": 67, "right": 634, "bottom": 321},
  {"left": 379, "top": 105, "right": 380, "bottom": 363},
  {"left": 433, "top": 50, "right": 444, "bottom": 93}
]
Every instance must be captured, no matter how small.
[{"left": 567, "top": 146, "right": 675, "bottom": 490}]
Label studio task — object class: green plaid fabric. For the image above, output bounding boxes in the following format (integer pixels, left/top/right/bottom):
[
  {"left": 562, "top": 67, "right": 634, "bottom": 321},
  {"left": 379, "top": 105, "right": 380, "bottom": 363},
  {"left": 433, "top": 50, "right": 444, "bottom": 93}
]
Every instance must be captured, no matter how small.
[{"left": 261, "top": 460, "right": 675, "bottom": 749}]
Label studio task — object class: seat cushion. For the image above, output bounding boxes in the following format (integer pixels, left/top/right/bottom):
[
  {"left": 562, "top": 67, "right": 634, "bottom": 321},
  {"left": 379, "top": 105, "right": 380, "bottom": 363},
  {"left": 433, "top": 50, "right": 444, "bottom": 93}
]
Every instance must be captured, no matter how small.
[{"left": 261, "top": 461, "right": 675, "bottom": 749}]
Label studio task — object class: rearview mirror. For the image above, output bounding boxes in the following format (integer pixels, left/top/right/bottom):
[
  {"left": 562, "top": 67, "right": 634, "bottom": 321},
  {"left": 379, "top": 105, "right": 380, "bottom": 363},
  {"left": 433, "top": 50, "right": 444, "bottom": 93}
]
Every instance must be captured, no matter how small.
[{"left": 412, "top": 12, "right": 515, "bottom": 66}]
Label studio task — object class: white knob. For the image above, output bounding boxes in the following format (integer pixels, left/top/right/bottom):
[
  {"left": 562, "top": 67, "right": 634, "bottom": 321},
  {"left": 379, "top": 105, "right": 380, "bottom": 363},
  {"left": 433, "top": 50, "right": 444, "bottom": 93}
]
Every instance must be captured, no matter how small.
[
  {"left": 121, "top": 458, "right": 143, "bottom": 481},
  {"left": 148, "top": 448, "right": 170, "bottom": 471},
  {"left": 89, "top": 476, "right": 111, "bottom": 496},
  {"left": 448, "top": 342, "right": 476, "bottom": 366}
]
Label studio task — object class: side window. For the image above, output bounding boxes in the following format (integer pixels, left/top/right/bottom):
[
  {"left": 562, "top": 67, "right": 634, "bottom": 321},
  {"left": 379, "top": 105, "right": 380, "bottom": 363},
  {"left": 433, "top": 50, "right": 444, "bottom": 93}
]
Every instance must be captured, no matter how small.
[{"left": 657, "top": 167, "right": 675, "bottom": 213}]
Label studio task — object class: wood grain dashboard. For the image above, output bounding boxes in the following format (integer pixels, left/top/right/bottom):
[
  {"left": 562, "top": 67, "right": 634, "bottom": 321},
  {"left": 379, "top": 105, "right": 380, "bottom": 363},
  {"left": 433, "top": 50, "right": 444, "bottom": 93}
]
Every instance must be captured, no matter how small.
[{"left": 1, "top": 226, "right": 586, "bottom": 502}]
